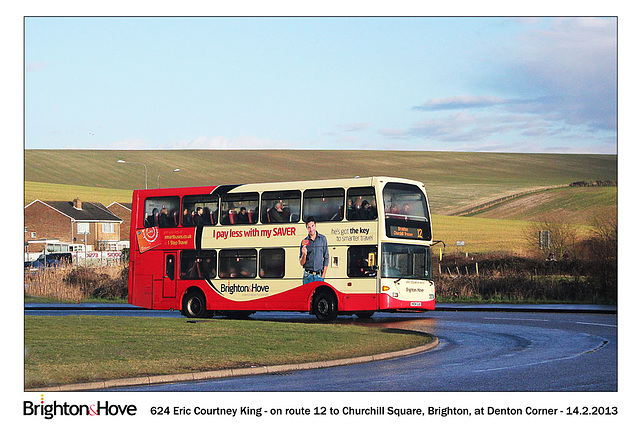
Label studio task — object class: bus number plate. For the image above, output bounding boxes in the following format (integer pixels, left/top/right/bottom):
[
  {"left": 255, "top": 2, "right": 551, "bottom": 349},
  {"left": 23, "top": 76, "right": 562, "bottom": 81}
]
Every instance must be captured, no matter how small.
[{"left": 410, "top": 302, "right": 422, "bottom": 307}]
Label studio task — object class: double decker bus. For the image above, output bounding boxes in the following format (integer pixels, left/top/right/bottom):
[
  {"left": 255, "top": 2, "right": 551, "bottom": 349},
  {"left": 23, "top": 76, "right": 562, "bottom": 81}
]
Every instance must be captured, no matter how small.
[{"left": 127, "top": 177, "right": 436, "bottom": 321}]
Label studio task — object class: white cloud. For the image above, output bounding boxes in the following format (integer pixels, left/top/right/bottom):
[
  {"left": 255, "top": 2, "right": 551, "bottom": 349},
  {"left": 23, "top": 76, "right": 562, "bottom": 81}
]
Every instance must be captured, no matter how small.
[
  {"left": 26, "top": 62, "right": 45, "bottom": 72},
  {"left": 497, "top": 18, "right": 617, "bottom": 131},
  {"left": 165, "top": 135, "right": 297, "bottom": 150},
  {"left": 392, "top": 19, "right": 617, "bottom": 154},
  {"left": 336, "top": 122, "right": 370, "bottom": 132},
  {"left": 108, "top": 138, "right": 151, "bottom": 149},
  {"left": 413, "top": 96, "right": 506, "bottom": 111}
]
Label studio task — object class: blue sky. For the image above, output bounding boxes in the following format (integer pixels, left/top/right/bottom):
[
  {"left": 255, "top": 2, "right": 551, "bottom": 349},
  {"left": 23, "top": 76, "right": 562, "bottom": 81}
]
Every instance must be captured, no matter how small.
[{"left": 24, "top": 16, "right": 617, "bottom": 153}]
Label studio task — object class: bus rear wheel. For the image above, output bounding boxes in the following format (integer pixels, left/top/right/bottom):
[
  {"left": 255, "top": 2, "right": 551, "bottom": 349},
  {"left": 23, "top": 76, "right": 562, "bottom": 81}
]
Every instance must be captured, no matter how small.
[
  {"left": 312, "top": 290, "right": 338, "bottom": 321},
  {"left": 182, "top": 289, "right": 211, "bottom": 318}
]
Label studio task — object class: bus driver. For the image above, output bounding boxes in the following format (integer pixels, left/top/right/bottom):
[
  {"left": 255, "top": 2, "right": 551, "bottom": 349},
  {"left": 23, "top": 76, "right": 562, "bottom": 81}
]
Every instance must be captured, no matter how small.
[{"left": 299, "top": 216, "right": 329, "bottom": 284}]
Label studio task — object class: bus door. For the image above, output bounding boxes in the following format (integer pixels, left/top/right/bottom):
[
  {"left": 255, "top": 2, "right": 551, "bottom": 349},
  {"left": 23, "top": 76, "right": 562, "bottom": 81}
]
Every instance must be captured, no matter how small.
[{"left": 163, "top": 252, "right": 177, "bottom": 298}]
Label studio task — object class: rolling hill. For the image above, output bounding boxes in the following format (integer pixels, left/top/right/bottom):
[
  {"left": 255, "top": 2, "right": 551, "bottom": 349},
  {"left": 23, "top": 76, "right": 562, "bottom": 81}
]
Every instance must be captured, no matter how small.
[
  {"left": 24, "top": 150, "right": 616, "bottom": 215},
  {"left": 23, "top": 150, "right": 617, "bottom": 254}
]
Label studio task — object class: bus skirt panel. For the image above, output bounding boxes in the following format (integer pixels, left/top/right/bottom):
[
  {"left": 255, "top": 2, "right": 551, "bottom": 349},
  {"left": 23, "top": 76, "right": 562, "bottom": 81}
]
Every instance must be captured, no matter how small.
[
  {"left": 190, "top": 280, "right": 380, "bottom": 313},
  {"left": 379, "top": 294, "right": 435, "bottom": 311}
]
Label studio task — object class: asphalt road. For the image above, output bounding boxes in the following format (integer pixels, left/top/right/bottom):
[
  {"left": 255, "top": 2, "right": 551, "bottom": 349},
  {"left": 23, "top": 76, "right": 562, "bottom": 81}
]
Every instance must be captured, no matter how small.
[
  {"left": 26, "top": 304, "right": 616, "bottom": 392},
  {"left": 116, "top": 311, "right": 617, "bottom": 392}
]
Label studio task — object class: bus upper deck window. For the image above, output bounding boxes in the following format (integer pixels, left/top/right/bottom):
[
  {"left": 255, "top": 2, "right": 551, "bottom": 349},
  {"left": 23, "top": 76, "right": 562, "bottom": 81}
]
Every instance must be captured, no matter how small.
[
  {"left": 144, "top": 196, "right": 180, "bottom": 228},
  {"left": 347, "top": 187, "right": 377, "bottom": 221},
  {"left": 261, "top": 190, "right": 301, "bottom": 223},
  {"left": 303, "top": 188, "right": 345, "bottom": 222},
  {"left": 383, "top": 183, "right": 429, "bottom": 222},
  {"left": 220, "top": 193, "right": 259, "bottom": 225},
  {"left": 182, "top": 195, "right": 219, "bottom": 226}
]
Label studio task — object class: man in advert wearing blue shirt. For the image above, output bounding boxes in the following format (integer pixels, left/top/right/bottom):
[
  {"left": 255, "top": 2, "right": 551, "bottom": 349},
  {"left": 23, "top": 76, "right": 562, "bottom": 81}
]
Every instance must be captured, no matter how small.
[{"left": 299, "top": 216, "right": 329, "bottom": 284}]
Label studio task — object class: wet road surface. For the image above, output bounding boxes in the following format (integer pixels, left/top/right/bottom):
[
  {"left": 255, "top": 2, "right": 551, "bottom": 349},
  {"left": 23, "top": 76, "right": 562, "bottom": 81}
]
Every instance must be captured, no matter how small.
[{"left": 25, "top": 305, "right": 616, "bottom": 392}]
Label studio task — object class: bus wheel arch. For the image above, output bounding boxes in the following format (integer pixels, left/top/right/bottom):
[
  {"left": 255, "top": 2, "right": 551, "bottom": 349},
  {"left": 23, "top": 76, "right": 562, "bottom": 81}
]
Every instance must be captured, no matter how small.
[
  {"left": 311, "top": 285, "right": 339, "bottom": 321},
  {"left": 181, "top": 287, "right": 212, "bottom": 318}
]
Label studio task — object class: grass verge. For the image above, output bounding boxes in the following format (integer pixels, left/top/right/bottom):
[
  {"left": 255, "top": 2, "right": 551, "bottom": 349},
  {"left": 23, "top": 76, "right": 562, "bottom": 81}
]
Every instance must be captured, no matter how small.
[{"left": 24, "top": 316, "right": 433, "bottom": 389}]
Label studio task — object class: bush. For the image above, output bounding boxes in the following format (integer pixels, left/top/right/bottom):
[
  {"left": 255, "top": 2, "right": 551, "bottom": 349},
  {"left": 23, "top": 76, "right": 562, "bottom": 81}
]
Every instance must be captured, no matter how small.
[
  {"left": 88, "top": 266, "right": 129, "bottom": 299},
  {"left": 40, "top": 265, "right": 128, "bottom": 300},
  {"left": 435, "top": 252, "right": 616, "bottom": 304},
  {"left": 25, "top": 264, "right": 129, "bottom": 302}
]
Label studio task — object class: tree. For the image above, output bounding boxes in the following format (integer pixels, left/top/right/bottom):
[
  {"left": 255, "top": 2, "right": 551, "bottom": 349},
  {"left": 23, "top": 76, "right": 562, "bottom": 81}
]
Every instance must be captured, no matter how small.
[{"left": 525, "top": 217, "right": 579, "bottom": 259}]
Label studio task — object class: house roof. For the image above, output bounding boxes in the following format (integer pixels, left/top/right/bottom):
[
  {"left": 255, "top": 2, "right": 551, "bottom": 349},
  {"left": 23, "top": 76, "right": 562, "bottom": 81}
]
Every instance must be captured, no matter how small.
[
  {"left": 107, "top": 202, "right": 132, "bottom": 211},
  {"left": 42, "top": 201, "right": 123, "bottom": 222}
]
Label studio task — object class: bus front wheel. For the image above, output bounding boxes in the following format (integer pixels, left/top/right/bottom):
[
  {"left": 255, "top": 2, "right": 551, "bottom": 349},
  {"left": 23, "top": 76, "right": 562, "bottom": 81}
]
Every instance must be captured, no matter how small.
[
  {"left": 182, "top": 289, "right": 210, "bottom": 318},
  {"left": 312, "top": 290, "right": 338, "bottom": 321}
]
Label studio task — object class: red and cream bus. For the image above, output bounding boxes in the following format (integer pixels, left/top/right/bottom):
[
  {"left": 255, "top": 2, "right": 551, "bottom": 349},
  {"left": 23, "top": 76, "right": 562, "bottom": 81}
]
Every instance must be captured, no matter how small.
[{"left": 127, "top": 177, "right": 436, "bottom": 321}]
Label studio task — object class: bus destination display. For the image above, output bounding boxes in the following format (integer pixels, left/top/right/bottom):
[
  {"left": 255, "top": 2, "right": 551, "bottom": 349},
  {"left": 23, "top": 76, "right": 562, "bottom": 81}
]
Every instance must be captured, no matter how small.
[{"left": 389, "top": 225, "right": 425, "bottom": 239}]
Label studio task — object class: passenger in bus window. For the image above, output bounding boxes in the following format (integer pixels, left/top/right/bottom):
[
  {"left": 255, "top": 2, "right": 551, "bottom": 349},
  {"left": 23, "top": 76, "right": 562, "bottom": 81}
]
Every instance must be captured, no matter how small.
[
  {"left": 182, "top": 208, "right": 193, "bottom": 226},
  {"left": 239, "top": 259, "right": 255, "bottom": 277},
  {"left": 144, "top": 212, "right": 154, "bottom": 227},
  {"left": 158, "top": 207, "right": 171, "bottom": 227},
  {"left": 269, "top": 202, "right": 290, "bottom": 223},
  {"left": 152, "top": 208, "right": 159, "bottom": 226},
  {"left": 386, "top": 204, "right": 400, "bottom": 217},
  {"left": 221, "top": 267, "right": 238, "bottom": 278},
  {"left": 193, "top": 207, "right": 205, "bottom": 226},
  {"left": 202, "top": 260, "right": 215, "bottom": 278},
  {"left": 237, "top": 207, "right": 249, "bottom": 223},
  {"left": 202, "top": 207, "right": 213, "bottom": 225},
  {"left": 346, "top": 199, "right": 357, "bottom": 219},
  {"left": 188, "top": 256, "right": 215, "bottom": 279},
  {"left": 360, "top": 200, "right": 376, "bottom": 220},
  {"left": 220, "top": 204, "right": 232, "bottom": 224}
]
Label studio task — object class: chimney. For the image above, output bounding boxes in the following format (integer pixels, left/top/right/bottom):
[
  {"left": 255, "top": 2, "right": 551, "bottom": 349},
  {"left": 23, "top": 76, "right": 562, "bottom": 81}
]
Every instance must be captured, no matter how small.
[{"left": 73, "top": 197, "right": 82, "bottom": 210}]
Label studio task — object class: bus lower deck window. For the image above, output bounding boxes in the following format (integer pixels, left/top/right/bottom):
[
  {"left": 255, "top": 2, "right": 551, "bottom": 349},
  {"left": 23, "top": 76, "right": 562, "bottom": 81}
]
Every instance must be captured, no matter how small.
[{"left": 219, "top": 249, "right": 257, "bottom": 278}]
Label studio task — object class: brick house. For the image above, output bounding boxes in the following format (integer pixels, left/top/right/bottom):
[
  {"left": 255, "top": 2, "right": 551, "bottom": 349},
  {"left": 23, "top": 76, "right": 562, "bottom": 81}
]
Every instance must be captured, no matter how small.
[
  {"left": 107, "top": 202, "right": 132, "bottom": 242},
  {"left": 24, "top": 198, "right": 124, "bottom": 253}
]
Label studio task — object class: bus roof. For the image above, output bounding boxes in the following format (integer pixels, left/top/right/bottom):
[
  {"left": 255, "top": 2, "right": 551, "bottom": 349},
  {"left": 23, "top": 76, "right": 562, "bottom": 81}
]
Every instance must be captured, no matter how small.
[{"left": 132, "top": 176, "right": 426, "bottom": 196}]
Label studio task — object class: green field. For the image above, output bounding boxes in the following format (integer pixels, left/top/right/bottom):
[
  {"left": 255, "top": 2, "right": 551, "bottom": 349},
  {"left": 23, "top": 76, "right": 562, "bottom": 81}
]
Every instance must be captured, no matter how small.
[
  {"left": 467, "top": 186, "right": 617, "bottom": 225},
  {"left": 431, "top": 214, "right": 583, "bottom": 254},
  {"left": 24, "top": 150, "right": 616, "bottom": 214},
  {"left": 25, "top": 316, "right": 433, "bottom": 388},
  {"left": 24, "top": 181, "right": 133, "bottom": 207},
  {"left": 24, "top": 149, "right": 617, "bottom": 253}
]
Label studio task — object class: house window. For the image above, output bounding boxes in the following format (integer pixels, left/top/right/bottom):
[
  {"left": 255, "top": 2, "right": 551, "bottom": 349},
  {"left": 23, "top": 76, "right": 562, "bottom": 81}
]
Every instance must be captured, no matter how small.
[
  {"left": 102, "top": 223, "right": 115, "bottom": 233},
  {"left": 98, "top": 241, "right": 118, "bottom": 251},
  {"left": 77, "top": 223, "right": 90, "bottom": 234}
]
